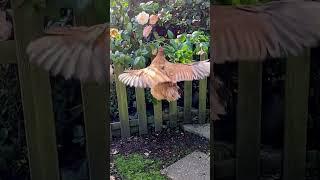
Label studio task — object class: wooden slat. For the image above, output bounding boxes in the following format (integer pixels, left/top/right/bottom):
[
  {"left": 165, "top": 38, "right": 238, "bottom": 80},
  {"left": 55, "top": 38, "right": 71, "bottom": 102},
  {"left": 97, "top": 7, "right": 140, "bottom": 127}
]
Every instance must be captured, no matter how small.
[
  {"left": 81, "top": 83, "right": 108, "bottom": 180},
  {"left": 11, "top": 1, "right": 60, "bottom": 180},
  {"left": 199, "top": 54, "right": 208, "bottom": 123},
  {"left": 134, "top": 64, "right": 148, "bottom": 135},
  {"left": 169, "top": 101, "right": 178, "bottom": 127},
  {"left": 184, "top": 81, "right": 192, "bottom": 123},
  {"left": 154, "top": 100, "right": 163, "bottom": 132},
  {"left": 75, "top": 0, "right": 109, "bottom": 179},
  {"left": 236, "top": 62, "right": 262, "bottom": 180},
  {"left": 233, "top": 0, "right": 262, "bottom": 177},
  {"left": 114, "top": 63, "right": 130, "bottom": 137},
  {"left": 0, "top": 40, "right": 17, "bottom": 64},
  {"left": 282, "top": 52, "right": 310, "bottom": 180}
]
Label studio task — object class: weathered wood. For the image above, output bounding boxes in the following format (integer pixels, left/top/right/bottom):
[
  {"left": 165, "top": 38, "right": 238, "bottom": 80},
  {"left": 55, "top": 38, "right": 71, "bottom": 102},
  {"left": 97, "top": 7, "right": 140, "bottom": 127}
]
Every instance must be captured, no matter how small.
[
  {"left": 199, "top": 54, "right": 208, "bottom": 123},
  {"left": 169, "top": 101, "right": 178, "bottom": 127},
  {"left": 81, "top": 83, "right": 108, "bottom": 180},
  {"left": 184, "top": 81, "right": 192, "bottom": 123},
  {"left": 232, "top": 0, "right": 262, "bottom": 177},
  {"left": 111, "top": 108, "right": 210, "bottom": 130},
  {"left": 154, "top": 100, "right": 163, "bottom": 132},
  {"left": 114, "top": 63, "right": 130, "bottom": 137},
  {"left": 236, "top": 62, "right": 262, "bottom": 180},
  {"left": 282, "top": 52, "right": 310, "bottom": 180},
  {"left": 74, "top": 1, "right": 109, "bottom": 179},
  {"left": 11, "top": 1, "right": 60, "bottom": 180},
  {"left": 134, "top": 64, "right": 148, "bottom": 135},
  {"left": 0, "top": 40, "right": 17, "bottom": 64}
]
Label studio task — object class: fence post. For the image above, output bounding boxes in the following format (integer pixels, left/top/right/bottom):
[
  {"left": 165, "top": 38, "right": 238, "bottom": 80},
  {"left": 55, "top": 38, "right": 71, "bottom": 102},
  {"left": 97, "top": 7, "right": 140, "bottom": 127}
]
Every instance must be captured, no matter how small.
[
  {"left": 184, "top": 81, "right": 192, "bottom": 123},
  {"left": 114, "top": 63, "right": 130, "bottom": 137},
  {"left": 169, "top": 101, "right": 178, "bottom": 128},
  {"left": 154, "top": 100, "right": 163, "bottom": 132},
  {"left": 74, "top": 0, "right": 109, "bottom": 179},
  {"left": 282, "top": 51, "right": 310, "bottom": 180},
  {"left": 199, "top": 53, "right": 208, "bottom": 123},
  {"left": 236, "top": 61, "right": 262, "bottom": 180},
  {"left": 134, "top": 63, "right": 148, "bottom": 135},
  {"left": 11, "top": 1, "right": 60, "bottom": 180}
]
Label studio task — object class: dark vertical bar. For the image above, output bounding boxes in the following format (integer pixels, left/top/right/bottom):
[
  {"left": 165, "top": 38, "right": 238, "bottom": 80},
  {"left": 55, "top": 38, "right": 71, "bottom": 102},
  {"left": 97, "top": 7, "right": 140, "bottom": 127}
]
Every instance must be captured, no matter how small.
[
  {"left": 76, "top": 0, "right": 109, "bottom": 179},
  {"left": 282, "top": 52, "right": 310, "bottom": 180},
  {"left": 11, "top": 1, "right": 60, "bottom": 179},
  {"left": 236, "top": 62, "right": 262, "bottom": 180}
]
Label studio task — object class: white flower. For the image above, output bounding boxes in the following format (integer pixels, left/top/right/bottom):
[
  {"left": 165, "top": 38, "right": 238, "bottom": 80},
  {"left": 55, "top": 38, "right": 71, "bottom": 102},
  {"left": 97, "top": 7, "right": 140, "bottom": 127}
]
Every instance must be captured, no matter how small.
[
  {"left": 135, "top": 11, "right": 150, "bottom": 25},
  {"left": 146, "top": 1, "right": 153, "bottom": 5}
]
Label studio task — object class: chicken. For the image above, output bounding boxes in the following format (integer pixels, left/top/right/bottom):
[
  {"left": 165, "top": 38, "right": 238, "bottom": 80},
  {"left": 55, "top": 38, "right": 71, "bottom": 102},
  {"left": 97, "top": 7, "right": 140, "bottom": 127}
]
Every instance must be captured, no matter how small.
[{"left": 118, "top": 47, "right": 210, "bottom": 101}]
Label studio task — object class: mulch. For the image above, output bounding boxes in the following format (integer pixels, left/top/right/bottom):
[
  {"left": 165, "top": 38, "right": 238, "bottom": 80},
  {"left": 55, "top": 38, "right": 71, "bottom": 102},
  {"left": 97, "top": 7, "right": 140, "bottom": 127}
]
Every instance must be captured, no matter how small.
[{"left": 110, "top": 128, "right": 209, "bottom": 179}]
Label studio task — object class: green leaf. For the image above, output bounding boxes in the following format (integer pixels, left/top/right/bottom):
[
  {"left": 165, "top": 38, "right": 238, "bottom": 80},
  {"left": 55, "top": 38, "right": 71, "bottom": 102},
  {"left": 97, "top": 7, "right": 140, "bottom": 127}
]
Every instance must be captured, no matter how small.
[
  {"left": 134, "top": 56, "right": 146, "bottom": 67},
  {"left": 126, "top": 22, "right": 133, "bottom": 31},
  {"left": 167, "top": 29, "right": 174, "bottom": 39}
]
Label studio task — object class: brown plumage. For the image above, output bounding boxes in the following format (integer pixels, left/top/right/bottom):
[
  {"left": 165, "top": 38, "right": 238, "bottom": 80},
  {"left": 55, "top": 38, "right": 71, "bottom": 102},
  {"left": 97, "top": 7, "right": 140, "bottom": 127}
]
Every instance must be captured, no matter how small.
[
  {"left": 26, "top": 24, "right": 109, "bottom": 82},
  {"left": 212, "top": 1, "right": 320, "bottom": 62},
  {"left": 118, "top": 47, "right": 210, "bottom": 101}
]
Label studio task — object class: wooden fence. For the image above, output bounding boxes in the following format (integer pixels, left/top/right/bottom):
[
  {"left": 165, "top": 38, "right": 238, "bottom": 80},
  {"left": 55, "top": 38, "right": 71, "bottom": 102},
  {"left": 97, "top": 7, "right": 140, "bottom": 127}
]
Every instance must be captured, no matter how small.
[
  {"left": 0, "top": 0, "right": 315, "bottom": 180},
  {"left": 110, "top": 53, "right": 209, "bottom": 138}
]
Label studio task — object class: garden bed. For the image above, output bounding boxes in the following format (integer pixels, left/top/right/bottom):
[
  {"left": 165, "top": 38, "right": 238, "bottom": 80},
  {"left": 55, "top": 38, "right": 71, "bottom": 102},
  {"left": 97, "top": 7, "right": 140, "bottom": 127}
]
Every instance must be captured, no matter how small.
[{"left": 110, "top": 128, "right": 209, "bottom": 179}]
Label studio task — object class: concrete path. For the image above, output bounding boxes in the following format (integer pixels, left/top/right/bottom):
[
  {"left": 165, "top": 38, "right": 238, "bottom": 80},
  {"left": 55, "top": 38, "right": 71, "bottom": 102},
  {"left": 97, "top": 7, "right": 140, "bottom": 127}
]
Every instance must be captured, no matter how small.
[
  {"left": 183, "top": 123, "right": 210, "bottom": 140},
  {"left": 161, "top": 151, "right": 210, "bottom": 180}
]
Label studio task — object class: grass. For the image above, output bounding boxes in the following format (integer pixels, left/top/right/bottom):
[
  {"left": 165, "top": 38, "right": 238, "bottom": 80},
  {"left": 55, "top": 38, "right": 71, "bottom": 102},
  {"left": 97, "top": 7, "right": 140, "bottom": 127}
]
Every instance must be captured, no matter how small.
[{"left": 114, "top": 154, "right": 167, "bottom": 180}]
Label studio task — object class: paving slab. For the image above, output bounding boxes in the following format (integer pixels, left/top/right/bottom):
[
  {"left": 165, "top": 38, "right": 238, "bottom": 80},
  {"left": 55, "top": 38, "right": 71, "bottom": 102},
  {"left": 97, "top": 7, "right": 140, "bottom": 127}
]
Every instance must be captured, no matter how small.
[
  {"left": 161, "top": 151, "right": 210, "bottom": 180},
  {"left": 183, "top": 123, "right": 210, "bottom": 140}
]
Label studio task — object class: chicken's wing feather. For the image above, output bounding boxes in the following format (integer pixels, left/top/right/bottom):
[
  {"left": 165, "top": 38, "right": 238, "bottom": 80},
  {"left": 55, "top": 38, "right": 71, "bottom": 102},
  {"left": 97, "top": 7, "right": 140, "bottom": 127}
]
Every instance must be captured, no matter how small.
[
  {"left": 118, "top": 66, "right": 171, "bottom": 88},
  {"left": 26, "top": 24, "right": 108, "bottom": 82},
  {"left": 213, "top": 1, "right": 320, "bottom": 62},
  {"left": 165, "top": 60, "right": 210, "bottom": 82}
]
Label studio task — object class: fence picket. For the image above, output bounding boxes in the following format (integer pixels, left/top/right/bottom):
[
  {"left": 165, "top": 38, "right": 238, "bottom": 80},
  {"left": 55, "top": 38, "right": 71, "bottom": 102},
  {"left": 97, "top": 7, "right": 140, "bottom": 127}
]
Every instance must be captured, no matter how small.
[
  {"left": 199, "top": 54, "right": 208, "bottom": 123},
  {"left": 114, "top": 63, "right": 130, "bottom": 137},
  {"left": 134, "top": 63, "right": 148, "bottom": 135},
  {"left": 236, "top": 62, "right": 262, "bottom": 180},
  {"left": 282, "top": 52, "right": 310, "bottom": 180},
  {"left": 154, "top": 100, "right": 163, "bottom": 132},
  {"left": 184, "top": 81, "right": 192, "bottom": 123},
  {"left": 74, "top": 1, "right": 109, "bottom": 179},
  {"left": 12, "top": 2, "right": 60, "bottom": 180},
  {"left": 169, "top": 101, "right": 178, "bottom": 127}
]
